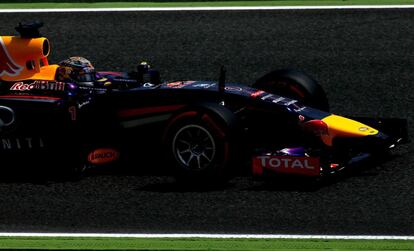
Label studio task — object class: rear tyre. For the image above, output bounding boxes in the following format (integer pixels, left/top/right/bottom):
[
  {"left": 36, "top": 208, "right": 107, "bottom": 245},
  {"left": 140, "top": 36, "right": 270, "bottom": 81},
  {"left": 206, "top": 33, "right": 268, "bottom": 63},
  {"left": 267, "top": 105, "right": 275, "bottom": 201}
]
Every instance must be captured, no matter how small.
[
  {"left": 254, "top": 69, "right": 329, "bottom": 111},
  {"left": 164, "top": 109, "right": 234, "bottom": 185}
]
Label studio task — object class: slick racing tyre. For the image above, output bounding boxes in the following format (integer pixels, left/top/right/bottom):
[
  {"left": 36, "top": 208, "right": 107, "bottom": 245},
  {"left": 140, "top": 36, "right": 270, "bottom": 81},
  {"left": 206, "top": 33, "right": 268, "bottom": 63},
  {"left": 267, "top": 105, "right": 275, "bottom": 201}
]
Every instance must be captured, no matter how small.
[
  {"left": 164, "top": 106, "right": 236, "bottom": 185},
  {"left": 254, "top": 69, "right": 329, "bottom": 111}
]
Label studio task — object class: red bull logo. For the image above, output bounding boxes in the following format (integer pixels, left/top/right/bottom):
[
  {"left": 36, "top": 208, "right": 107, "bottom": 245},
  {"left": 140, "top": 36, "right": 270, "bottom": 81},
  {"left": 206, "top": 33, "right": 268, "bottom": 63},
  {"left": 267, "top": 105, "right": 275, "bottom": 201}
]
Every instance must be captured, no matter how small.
[
  {"left": 10, "top": 81, "right": 65, "bottom": 91},
  {"left": 0, "top": 36, "right": 23, "bottom": 77}
]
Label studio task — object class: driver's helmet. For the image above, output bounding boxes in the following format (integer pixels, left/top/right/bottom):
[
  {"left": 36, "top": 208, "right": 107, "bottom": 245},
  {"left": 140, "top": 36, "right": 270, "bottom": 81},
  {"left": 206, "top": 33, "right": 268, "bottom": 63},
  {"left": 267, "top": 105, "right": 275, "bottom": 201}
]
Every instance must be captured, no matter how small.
[{"left": 57, "top": 56, "right": 96, "bottom": 83}]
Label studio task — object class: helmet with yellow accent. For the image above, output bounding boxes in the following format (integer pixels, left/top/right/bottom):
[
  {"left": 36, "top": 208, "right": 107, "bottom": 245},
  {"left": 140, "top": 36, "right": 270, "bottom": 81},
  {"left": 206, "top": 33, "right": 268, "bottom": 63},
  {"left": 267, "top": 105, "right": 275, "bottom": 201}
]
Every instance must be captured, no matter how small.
[{"left": 57, "top": 56, "right": 96, "bottom": 84}]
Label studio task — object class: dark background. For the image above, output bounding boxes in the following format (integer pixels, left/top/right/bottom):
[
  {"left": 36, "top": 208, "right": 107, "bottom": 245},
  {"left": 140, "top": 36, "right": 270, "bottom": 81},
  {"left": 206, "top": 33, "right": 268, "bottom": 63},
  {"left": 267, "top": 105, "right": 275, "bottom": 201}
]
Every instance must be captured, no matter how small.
[{"left": 0, "top": 9, "right": 413, "bottom": 234}]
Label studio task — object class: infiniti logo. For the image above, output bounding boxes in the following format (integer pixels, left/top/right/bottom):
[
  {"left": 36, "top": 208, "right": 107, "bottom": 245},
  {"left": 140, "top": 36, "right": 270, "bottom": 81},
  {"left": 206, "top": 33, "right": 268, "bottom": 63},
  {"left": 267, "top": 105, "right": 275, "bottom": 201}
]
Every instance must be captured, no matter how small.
[{"left": 0, "top": 105, "right": 15, "bottom": 130}]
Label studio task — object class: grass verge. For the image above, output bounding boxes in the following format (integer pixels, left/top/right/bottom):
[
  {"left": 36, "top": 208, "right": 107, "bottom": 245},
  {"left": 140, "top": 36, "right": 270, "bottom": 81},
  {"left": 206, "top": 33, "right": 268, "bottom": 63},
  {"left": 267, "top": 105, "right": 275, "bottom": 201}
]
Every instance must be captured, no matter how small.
[{"left": 1, "top": 237, "right": 414, "bottom": 250}]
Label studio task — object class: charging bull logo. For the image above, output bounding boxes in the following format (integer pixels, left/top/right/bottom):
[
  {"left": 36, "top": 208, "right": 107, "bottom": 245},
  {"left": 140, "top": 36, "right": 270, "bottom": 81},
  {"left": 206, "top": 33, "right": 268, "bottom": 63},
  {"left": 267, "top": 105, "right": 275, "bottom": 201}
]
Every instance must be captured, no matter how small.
[{"left": 0, "top": 37, "right": 23, "bottom": 77}]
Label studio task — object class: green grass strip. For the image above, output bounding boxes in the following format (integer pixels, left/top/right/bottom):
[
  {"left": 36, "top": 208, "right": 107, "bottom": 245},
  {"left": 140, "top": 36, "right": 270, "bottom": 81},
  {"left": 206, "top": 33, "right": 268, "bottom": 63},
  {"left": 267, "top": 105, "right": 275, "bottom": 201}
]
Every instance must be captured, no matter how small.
[
  {"left": 1, "top": 237, "right": 414, "bottom": 250},
  {"left": 1, "top": 1, "right": 414, "bottom": 9}
]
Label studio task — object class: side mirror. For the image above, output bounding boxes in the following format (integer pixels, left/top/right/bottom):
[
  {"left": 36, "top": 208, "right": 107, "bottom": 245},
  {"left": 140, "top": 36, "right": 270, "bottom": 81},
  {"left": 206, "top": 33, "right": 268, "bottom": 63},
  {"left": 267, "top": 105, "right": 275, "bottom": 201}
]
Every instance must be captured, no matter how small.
[{"left": 136, "top": 61, "right": 160, "bottom": 85}]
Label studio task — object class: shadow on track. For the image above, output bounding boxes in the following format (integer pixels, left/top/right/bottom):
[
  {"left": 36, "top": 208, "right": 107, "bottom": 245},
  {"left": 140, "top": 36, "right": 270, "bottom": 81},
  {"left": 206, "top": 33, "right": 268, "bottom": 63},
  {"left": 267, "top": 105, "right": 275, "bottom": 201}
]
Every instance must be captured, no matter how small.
[{"left": 0, "top": 151, "right": 404, "bottom": 193}]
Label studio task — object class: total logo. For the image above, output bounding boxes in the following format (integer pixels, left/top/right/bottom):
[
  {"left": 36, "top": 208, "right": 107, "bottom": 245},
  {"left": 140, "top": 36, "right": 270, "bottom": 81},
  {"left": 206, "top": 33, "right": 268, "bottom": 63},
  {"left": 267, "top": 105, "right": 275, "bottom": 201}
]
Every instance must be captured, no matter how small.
[
  {"left": 88, "top": 148, "right": 120, "bottom": 165},
  {"left": 253, "top": 155, "right": 320, "bottom": 176}
]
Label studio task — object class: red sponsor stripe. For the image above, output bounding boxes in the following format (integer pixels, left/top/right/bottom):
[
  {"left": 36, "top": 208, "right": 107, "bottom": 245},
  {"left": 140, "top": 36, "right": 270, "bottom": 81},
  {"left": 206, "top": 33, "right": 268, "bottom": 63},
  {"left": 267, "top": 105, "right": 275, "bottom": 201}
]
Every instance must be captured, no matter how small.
[
  {"left": 250, "top": 90, "right": 265, "bottom": 98},
  {"left": 253, "top": 155, "right": 320, "bottom": 176},
  {"left": 289, "top": 85, "right": 306, "bottom": 98},
  {"left": 252, "top": 157, "right": 264, "bottom": 176},
  {"left": 118, "top": 105, "right": 185, "bottom": 118},
  {"left": 0, "top": 95, "right": 61, "bottom": 100},
  {"left": 162, "top": 111, "right": 198, "bottom": 143},
  {"left": 98, "top": 71, "right": 124, "bottom": 76},
  {"left": 201, "top": 114, "right": 226, "bottom": 139}
]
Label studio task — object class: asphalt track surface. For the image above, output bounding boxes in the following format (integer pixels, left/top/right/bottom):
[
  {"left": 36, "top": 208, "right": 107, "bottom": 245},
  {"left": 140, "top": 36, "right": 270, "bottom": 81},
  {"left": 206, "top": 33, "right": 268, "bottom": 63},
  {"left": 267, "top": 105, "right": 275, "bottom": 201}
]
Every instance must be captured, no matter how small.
[{"left": 0, "top": 9, "right": 413, "bottom": 235}]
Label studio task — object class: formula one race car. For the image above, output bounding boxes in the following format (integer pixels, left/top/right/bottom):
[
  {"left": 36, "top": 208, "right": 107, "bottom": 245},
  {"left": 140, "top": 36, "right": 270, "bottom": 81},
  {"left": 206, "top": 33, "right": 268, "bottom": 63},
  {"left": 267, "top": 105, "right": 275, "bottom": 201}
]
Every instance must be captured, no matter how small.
[{"left": 0, "top": 22, "right": 408, "bottom": 183}]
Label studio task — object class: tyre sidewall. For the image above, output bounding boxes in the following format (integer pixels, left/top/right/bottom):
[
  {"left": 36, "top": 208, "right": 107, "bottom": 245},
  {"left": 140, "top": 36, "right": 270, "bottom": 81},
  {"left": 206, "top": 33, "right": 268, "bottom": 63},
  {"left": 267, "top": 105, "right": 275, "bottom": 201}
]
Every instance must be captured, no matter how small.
[
  {"left": 164, "top": 111, "right": 231, "bottom": 184},
  {"left": 254, "top": 69, "right": 329, "bottom": 111}
]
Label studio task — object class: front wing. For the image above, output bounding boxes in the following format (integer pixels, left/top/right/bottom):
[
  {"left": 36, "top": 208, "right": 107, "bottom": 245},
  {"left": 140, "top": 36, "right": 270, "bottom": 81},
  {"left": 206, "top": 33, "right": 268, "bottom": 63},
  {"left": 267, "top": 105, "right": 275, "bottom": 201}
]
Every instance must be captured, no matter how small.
[{"left": 252, "top": 118, "right": 408, "bottom": 178}]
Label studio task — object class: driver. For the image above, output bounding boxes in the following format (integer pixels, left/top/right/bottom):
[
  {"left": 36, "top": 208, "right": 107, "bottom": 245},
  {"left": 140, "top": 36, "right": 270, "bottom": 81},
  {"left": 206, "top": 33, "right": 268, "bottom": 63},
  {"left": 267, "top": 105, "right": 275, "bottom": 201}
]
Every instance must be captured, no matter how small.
[{"left": 56, "top": 56, "right": 96, "bottom": 86}]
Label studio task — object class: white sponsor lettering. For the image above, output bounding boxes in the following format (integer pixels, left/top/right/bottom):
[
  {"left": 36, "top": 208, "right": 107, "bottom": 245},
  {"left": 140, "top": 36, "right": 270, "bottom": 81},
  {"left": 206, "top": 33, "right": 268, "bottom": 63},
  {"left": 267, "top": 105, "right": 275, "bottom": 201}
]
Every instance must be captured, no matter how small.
[
  {"left": 225, "top": 86, "right": 242, "bottom": 91},
  {"left": 10, "top": 81, "right": 65, "bottom": 91},
  {"left": 2, "top": 139, "right": 11, "bottom": 149},
  {"left": 272, "top": 97, "right": 285, "bottom": 104},
  {"left": 78, "top": 101, "right": 90, "bottom": 109},
  {"left": 294, "top": 107, "right": 306, "bottom": 112},
  {"left": 0, "top": 137, "right": 45, "bottom": 150},
  {"left": 261, "top": 94, "right": 273, "bottom": 100},
  {"left": 257, "top": 156, "right": 269, "bottom": 166},
  {"left": 39, "top": 138, "right": 44, "bottom": 148},
  {"left": 16, "top": 138, "right": 21, "bottom": 149},
  {"left": 193, "top": 83, "right": 216, "bottom": 88},
  {"left": 25, "top": 138, "right": 32, "bottom": 148},
  {"left": 292, "top": 159, "right": 305, "bottom": 168},
  {"left": 10, "top": 82, "right": 34, "bottom": 91},
  {"left": 285, "top": 100, "right": 297, "bottom": 105},
  {"left": 269, "top": 157, "right": 280, "bottom": 167},
  {"left": 257, "top": 156, "right": 315, "bottom": 170}
]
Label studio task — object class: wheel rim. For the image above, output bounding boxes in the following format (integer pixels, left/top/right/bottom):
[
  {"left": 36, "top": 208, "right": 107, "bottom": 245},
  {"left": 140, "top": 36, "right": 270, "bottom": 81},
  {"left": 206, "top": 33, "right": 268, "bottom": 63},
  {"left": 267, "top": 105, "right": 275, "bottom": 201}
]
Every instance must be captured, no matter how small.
[{"left": 172, "top": 124, "right": 216, "bottom": 170}]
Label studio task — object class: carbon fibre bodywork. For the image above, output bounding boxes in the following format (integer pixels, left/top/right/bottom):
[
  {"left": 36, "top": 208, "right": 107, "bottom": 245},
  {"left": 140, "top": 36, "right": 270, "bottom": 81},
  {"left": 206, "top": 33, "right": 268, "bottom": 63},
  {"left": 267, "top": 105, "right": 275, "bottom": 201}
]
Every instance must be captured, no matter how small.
[{"left": 0, "top": 75, "right": 407, "bottom": 178}]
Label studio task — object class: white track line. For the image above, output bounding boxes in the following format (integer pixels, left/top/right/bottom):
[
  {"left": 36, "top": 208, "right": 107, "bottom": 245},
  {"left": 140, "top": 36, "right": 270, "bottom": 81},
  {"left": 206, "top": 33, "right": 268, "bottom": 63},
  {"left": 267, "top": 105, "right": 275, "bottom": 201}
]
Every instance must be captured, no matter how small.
[
  {"left": 0, "top": 233, "right": 414, "bottom": 240},
  {"left": 0, "top": 5, "right": 414, "bottom": 13}
]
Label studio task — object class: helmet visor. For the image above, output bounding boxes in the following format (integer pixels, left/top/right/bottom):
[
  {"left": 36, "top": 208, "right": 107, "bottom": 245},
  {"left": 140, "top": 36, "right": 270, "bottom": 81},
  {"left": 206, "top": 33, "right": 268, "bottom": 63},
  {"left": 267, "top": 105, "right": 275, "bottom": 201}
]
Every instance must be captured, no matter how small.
[{"left": 76, "top": 72, "right": 96, "bottom": 82}]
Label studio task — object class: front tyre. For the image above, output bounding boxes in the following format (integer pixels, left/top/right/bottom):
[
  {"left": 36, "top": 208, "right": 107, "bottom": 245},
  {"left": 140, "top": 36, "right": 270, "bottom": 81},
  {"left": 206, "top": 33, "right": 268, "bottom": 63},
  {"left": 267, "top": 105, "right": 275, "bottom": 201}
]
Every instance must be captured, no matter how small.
[
  {"left": 254, "top": 69, "right": 329, "bottom": 111},
  {"left": 164, "top": 110, "right": 233, "bottom": 185},
  {"left": 172, "top": 124, "right": 217, "bottom": 171}
]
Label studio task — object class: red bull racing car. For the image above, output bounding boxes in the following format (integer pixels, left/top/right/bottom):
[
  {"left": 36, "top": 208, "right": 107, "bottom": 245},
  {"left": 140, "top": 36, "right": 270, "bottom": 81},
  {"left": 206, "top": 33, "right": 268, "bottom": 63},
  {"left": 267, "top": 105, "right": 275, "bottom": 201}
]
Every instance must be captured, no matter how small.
[{"left": 0, "top": 22, "right": 408, "bottom": 183}]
